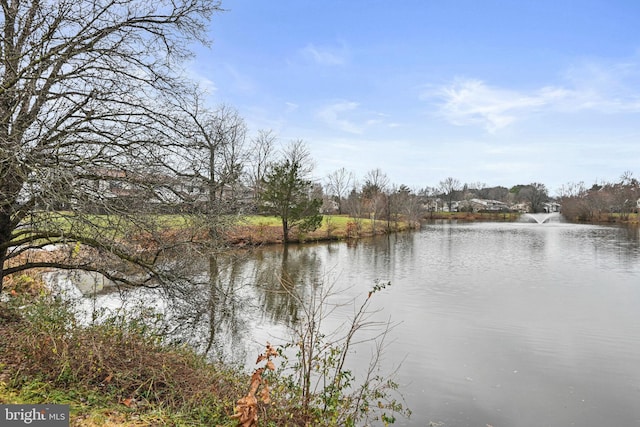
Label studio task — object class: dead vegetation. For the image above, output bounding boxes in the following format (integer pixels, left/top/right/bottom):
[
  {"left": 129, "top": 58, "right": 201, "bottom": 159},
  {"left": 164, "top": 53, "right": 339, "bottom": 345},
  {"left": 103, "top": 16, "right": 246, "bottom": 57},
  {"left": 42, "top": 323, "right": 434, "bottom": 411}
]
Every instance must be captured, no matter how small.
[
  {"left": 0, "top": 295, "right": 246, "bottom": 426},
  {"left": 231, "top": 343, "right": 278, "bottom": 426}
]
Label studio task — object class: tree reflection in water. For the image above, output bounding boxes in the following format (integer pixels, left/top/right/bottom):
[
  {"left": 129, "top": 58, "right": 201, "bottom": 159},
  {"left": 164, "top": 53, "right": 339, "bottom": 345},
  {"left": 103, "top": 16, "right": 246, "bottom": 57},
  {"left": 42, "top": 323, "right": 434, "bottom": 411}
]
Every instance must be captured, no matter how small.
[
  {"left": 252, "top": 245, "right": 323, "bottom": 325},
  {"left": 154, "top": 243, "right": 324, "bottom": 363},
  {"left": 157, "top": 248, "right": 256, "bottom": 363}
]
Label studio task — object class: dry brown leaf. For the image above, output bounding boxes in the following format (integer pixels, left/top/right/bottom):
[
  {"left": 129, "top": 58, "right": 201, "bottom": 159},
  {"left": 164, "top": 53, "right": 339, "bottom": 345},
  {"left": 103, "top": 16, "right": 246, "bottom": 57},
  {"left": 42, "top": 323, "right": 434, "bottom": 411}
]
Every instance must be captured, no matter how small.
[
  {"left": 232, "top": 343, "right": 279, "bottom": 426},
  {"left": 260, "top": 382, "right": 271, "bottom": 404}
]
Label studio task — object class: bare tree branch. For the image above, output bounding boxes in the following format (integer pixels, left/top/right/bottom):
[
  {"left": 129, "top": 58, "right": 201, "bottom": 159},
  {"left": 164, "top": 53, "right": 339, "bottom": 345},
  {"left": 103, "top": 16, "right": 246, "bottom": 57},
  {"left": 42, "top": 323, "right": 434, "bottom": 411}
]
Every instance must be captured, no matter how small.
[{"left": 1, "top": 0, "right": 223, "bottom": 294}]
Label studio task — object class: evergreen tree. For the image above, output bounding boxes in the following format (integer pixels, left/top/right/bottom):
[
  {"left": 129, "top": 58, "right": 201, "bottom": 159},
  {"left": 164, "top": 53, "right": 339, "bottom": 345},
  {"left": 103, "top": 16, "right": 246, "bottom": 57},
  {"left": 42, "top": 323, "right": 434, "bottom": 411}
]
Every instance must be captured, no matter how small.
[{"left": 260, "top": 159, "right": 322, "bottom": 243}]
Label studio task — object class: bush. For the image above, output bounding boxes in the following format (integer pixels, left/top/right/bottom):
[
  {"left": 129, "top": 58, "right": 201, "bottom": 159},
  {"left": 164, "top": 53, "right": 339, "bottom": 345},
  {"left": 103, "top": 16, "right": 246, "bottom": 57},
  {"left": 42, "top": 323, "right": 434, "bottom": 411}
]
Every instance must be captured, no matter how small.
[{"left": 0, "top": 296, "right": 246, "bottom": 425}]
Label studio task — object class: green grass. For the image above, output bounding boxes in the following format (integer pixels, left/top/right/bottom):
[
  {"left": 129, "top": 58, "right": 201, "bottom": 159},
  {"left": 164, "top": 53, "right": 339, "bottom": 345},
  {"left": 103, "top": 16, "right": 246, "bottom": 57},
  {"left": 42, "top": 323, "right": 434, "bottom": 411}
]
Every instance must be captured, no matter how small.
[
  {"left": 239, "top": 214, "right": 401, "bottom": 241},
  {"left": 240, "top": 215, "right": 283, "bottom": 227},
  {"left": 242, "top": 214, "right": 377, "bottom": 228},
  {"left": 15, "top": 212, "right": 414, "bottom": 250},
  {"left": 0, "top": 297, "right": 247, "bottom": 426},
  {"left": 0, "top": 291, "right": 409, "bottom": 426}
]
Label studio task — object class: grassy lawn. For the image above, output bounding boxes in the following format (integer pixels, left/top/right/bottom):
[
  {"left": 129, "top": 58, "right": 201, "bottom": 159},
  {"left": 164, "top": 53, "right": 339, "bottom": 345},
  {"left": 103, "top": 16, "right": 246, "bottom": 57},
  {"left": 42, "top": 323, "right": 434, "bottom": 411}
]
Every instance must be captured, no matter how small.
[
  {"left": 17, "top": 212, "right": 416, "bottom": 247},
  {"left": 235, "top": 214, "right": 413, "bottom": 244}
]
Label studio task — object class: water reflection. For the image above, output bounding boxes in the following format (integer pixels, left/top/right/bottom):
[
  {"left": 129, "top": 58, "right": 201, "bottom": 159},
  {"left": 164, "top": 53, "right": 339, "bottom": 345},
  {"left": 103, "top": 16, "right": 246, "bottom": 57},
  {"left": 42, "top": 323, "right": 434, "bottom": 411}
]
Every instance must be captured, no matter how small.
[
  {"left": 60, "top": 220, "right": 640, "bottom": 426},
  {"left": 249, "top": 245, "right": 324, "bottom": 325},
  {"left": 156, "top": 251, "right": 257, "bottom": 361},
  {"left": 238, "top": 221, "right": 640, "bottom": 426},
  {"left": 157, "top": 244, "right": 327, "bottom": 362}
]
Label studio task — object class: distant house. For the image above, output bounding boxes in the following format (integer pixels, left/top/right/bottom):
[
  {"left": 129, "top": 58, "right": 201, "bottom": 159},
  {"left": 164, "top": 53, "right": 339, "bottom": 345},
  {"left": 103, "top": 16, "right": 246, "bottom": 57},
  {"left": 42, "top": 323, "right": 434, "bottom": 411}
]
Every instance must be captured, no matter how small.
[
  {"left": 468, "top": 198, "right": 510, "bottom": 212},
  {"left": 543, "top": 202, "right": 562, "bottom": 213},
  {"left": 77, "top": 168, "right": 251, "bottom": 214},
  {"left": 422, "top": 198, "right": 444, "bottom": 212},
  {"left": 510, "top": 203, "right": 529, "bottom": 213},
  {"left": 443, "top": 201, "right": 460, "bottom": 212}
]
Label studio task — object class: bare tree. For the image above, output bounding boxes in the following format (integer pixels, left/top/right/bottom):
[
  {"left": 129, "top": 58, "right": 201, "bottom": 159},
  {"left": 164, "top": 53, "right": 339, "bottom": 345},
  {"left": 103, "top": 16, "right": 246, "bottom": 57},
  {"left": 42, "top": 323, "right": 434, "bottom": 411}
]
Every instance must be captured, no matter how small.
[
  {"left": 171, "top": 100, "right": 249, "bottom": 214},
  {"left": 283, "top": 139, "right": 315, "bottom": 175},
  {"left": 518, "top": 183, "right": 549, "bottom": 213},
  {"left": 557, "top": 181, "right": 591, "bottom": 220},
  {"left": 438, "top": 177, "right": 462, "bottom": 212},
  {"left": 247, "top": 129, "right": 277, "bottom": 203},
  {"left": 362, "top": 168, "right": 389, "bottom": 232},
  {"left": 392, "top": 185, "right": 423, "bottom": 228},
  {"left": 0, "top": 0, "right": 222, "bottom": 295},
  {"left": 614, "top": 171, "right": 640, "bottom": 220},
  {"left": 362, "top": 169, "right": 388, "bottom": 202},
  {"left": 325, "top": 167, "right": 354, "bottom": 214},
  {"left": 344, "top": 183, "right": 365, "bottom": 235}
]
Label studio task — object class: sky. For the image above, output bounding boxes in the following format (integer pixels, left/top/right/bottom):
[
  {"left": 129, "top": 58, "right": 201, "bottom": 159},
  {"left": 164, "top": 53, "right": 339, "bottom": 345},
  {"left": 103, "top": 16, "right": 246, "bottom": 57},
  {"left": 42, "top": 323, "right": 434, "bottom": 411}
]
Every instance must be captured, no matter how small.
[{"left": 187, "top": 0, "right": 640, "bottom": 194}]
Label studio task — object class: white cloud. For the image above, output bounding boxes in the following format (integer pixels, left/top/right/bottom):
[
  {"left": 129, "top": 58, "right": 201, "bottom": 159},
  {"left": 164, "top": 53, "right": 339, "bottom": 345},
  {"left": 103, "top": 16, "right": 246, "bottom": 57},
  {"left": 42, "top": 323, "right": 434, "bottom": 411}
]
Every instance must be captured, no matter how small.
[
  {"left": 316, "top": 101, "right": 363, "bottom": 134},
  {"left": 223, "top": 63, "right": 255, "bottom": 93},
  {"left": 184, "top": 63, "right": 218, "bottom": 95},
  {"left": 301, "top": 43, "right": 347, "bottom": 66},
  {"left": 562, "top": 59, "right": 640, "bottom": 112},
  {"left": 285, "top": 102, "right": 299, "bottom": 113},
  {"left": 430, "top": 59, "right": 640, "bottom": 132},
  {"left": 431, "top": 78, "right": 568, "bottom": 132},
  {"left": 315, "top": 102, "right": 397, "bottom": 135}
]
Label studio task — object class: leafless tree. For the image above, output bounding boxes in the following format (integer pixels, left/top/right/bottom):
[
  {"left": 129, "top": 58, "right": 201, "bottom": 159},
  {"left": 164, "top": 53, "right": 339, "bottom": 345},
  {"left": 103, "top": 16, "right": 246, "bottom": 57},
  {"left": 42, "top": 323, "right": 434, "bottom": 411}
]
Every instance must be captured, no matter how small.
[
  {"left": 282, "top": 139, "right": 315, "bottom": 174},
  {"left": 325, "top": 167, "right": 354, "bottom": 214},
  {"left": 247, "top": 129, "right": 277, "bottom": 202},
  {"left": 392, "top": 185, "right": 423, "bottom": 228},
  {"left": 362, "top": 168, "right": 389, "bottom": 231},
  {"left": 0, "top": 0, "right": 222, "bottom": 295},
  {"left": 614, "top": 171, "right": 640, "bottom": 220},
  {"left": 168, "top": 98, "right": 249, "bottom": 214},
  {"left": 557, "top": 181, "right": 587, "bottom": 199},
  {"left": 438, "top": 177, "right": 462, "bottom": 212},
  {"left": 518, "top": 183, "right": 549, "bottom": 213},
  {"left": 363, "top": 168, "right": 389, "bottom": 195},
  {"left": 557, "top": 181, "right": 591, "bottom": 220},
  {"left": 344, "top": 184, "right": 365, "bottom": 234}
]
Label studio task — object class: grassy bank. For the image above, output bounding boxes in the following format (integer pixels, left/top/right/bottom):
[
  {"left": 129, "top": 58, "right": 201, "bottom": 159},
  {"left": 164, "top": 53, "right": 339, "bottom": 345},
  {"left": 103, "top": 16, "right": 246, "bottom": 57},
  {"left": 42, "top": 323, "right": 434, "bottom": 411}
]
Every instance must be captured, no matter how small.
[
  {"left": 21, "top": 213, "right": 417, "bottom": 248},
  {"left": 0, "top": 297, "right": 358, "bottom": 426},
  {"left": 423, "top": 211, "right": 522, "bottom": 222},
  {"left": 0, "top": 295, "right": 248, "bottom": 426},
  {"left": 226, "top": 215, "right": 417, "bottom": 245},
  {"left": 565, "top": 212, "right": 640, "bottom": 225},
  {"left": 1, "top": 273, "right": 409, "bottom": 426}
]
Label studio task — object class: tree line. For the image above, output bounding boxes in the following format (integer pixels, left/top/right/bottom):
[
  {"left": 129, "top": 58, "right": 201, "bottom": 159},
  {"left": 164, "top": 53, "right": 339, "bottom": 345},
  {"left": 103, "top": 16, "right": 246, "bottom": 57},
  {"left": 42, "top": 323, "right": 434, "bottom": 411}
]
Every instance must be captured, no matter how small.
[
  {"left": 1, "top": 0, "right": 638, "bottom": 296},
  {"left": 557, "top": 173, "right": 640, "bottom": 222}
]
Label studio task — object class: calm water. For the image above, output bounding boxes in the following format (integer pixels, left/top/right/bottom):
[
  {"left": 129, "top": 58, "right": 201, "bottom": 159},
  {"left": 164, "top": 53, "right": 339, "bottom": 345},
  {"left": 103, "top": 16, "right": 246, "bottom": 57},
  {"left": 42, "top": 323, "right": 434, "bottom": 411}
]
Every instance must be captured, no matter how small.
[
  {"left": 238, "top": 219, "right": 640, "bottom": 426},
  {"left": 54, "top": 219, "right": 640, "bottom": 426}
]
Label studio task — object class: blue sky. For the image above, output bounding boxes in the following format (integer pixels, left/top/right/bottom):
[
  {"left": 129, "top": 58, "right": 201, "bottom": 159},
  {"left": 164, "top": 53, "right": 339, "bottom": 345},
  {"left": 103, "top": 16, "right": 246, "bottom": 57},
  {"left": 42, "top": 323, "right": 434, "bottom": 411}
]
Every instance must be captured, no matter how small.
[{"left": 188, "top": 0, "right": 640, "bottom": 194}]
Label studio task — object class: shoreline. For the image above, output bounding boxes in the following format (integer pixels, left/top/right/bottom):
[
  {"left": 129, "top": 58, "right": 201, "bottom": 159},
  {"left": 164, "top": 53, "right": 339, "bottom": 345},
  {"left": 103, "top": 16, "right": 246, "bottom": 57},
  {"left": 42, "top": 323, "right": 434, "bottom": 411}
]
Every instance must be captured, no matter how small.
[{"left": 226, "top": 212, "right": 639, "bottom": 247}]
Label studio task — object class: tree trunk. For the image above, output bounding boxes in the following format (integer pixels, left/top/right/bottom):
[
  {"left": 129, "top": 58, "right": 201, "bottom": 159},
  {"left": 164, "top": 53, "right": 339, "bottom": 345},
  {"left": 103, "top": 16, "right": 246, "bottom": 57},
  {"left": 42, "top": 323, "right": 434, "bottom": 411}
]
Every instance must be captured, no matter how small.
[
  {"left": 204, "top": 255, "right": 220, "bottom": 354},
  {"left": 282, "top": 218, "right": 289, "bottom": 244},
  {"left": 0, "top": 211, "right": 12, "bottom": 295}
]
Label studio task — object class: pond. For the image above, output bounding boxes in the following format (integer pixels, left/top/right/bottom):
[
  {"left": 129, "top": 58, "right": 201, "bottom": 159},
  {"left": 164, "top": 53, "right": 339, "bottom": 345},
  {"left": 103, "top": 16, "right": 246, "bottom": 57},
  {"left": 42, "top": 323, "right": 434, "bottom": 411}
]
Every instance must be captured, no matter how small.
[{"left": 51, "top": 217, "right": 640, "bottom": 426}]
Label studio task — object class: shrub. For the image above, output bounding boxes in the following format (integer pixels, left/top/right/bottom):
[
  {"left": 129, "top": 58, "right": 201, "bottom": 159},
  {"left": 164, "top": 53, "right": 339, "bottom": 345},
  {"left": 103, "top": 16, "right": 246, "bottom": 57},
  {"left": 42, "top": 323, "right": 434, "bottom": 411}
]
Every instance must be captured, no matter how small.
[{"left": 0, "top": 296, "right": 246, "bottom": 425}]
